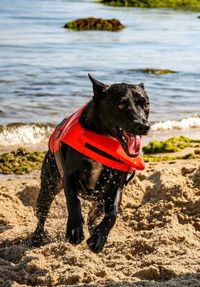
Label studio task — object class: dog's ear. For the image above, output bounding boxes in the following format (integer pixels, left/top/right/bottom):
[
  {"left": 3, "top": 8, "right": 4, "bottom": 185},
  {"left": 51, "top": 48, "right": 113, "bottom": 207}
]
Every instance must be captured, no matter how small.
[
  {"left": 88, "top": 73, "right": 108, "bottom": 99},
  {"left": 139, "top": 83, "right": 145, "bottom": 89}
]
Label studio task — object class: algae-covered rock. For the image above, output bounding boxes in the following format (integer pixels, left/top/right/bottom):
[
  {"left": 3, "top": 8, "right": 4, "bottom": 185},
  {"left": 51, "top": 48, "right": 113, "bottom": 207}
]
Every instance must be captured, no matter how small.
[
  {"left": 0, "top": 148, "right": 45, "bottom": 174},
  {"left": 63, "top": 17, "right": 125, "bottom": 31},
  {"left": 138, "top": 68, "right": 177, "bottom": 75},
  {"left": 1, "top": 137, "right": 199, "bottom": 174},
  {"left": 100, "top": 0, "right": 200, "bottom": 8},
  {"left": 143, "top": 136, "right": 200, "bottom": 155}
]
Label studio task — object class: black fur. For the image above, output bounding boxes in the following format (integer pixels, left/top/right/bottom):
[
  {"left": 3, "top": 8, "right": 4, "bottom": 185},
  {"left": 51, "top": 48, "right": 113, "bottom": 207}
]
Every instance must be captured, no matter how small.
[{"left": 32, "top": 74, "right": 150, "bottom": 253}]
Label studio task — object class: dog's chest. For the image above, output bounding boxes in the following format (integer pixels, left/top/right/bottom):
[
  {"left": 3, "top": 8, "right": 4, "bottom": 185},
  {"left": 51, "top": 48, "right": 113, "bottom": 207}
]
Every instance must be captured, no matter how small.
[{"left": 76, "top": 160, "right": 112, "bottom": 199}]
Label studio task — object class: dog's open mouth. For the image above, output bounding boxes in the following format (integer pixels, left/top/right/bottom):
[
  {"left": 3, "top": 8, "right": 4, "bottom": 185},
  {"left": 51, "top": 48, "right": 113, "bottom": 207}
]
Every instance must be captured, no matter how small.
[{"left": 117, "top": 127, "right": 141, "bottom": 157}]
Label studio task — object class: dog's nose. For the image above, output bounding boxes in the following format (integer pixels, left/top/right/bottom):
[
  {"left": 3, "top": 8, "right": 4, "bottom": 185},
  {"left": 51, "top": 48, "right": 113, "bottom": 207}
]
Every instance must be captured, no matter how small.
[
  {"left": 143, "top": 122, "right": 150, "bottom": 133},
  {"left": 135, "top": 121, "right": 150, "bottom": 134}
]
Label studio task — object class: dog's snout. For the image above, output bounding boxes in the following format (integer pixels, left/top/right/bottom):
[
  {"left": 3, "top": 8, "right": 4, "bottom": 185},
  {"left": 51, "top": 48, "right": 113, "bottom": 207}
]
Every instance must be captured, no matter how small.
[
  {"left": 143, "top": 122, "right": 150, "bottom": 132},
  {"left": 140, "top": 124, "right": 149, "bottom": 133},
  {"left": 134, "top": 120, "right": 150, "bottom": 134}
]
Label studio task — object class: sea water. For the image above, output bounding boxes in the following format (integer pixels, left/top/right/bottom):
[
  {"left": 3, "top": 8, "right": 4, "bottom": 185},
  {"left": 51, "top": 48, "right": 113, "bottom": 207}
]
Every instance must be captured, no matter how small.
[{"left": 0, "top": 0, "right": 200, "bottom": 149}]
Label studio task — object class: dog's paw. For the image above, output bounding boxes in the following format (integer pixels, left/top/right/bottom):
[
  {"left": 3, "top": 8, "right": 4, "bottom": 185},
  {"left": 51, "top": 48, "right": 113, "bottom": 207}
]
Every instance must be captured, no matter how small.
[
  {"left": 87, "top": 229, "right": 107, "bottom": 253},
  {"left": 31, "top": 229, "right": 45, "bottom": 247},
  {"left": 66, "top": 224, "right": 84, "bottom": 245}
]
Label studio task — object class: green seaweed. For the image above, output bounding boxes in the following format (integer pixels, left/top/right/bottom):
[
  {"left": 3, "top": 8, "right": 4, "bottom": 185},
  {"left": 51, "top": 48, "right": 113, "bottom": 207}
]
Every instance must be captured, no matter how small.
[
  {"left": 63, "top": 17, "right": 125, "bottom": 31},
  {"left": 100, "top": 0, "right": 200, "bottom": 8},
  {"left": 143, "top": 152, "right": 200, "bottom": 162},
  {"left": 0, "top": 148, "right": 45, "bottom": 174},
  {"left": 1, "top": 136, "right": 200, "bottom": 174},
  {"left": 138, "top": 68, "right": 177, "bottom": 75},
  {"left": 143, "top": 136, "right": 200, "bottom": 154}
]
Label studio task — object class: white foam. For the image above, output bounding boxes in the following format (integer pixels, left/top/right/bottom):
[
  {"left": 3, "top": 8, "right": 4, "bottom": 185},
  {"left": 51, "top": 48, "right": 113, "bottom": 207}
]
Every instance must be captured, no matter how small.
[
  {"left": 0, "top": 124, "right": 53, "bottom": 147},
  {"left": 151, "top": 117, "right": 200, "bottom": 131},
  {"left": 0, "top": 117, "right": 200, "bottom": 149}
]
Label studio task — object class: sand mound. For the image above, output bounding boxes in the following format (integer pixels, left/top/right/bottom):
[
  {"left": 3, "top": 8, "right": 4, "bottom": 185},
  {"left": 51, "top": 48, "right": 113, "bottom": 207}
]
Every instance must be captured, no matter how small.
[{"left": 0, "top": 160, "right": 200, "bottom": 286}]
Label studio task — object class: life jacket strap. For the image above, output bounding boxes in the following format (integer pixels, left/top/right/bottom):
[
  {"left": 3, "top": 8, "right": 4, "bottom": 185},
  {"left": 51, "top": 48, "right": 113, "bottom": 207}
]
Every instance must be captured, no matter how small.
[
  {"left": 85, "top": 143, "right": 124, "bottom": 164},
  {"left": 125, "top": 171, "right": 136, "bottom": 185}
]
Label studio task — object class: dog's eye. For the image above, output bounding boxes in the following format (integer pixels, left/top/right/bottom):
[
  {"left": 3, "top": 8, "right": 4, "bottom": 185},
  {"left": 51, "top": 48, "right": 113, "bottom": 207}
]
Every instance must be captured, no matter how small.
[
  {"left": 144, "top": 102, "right": 149, "bottom": 110},
  {"left": 137, "top": 98, "right": 149, "bottom": 109},
  {"left": 143, "top": 102, "right": 149, "bottom": 115},
  {"left": 118, "top": 100, "right": 130, "bottom": 111},
  {"left": 118, "top": 103, "right": 126, "bottom": 110}
]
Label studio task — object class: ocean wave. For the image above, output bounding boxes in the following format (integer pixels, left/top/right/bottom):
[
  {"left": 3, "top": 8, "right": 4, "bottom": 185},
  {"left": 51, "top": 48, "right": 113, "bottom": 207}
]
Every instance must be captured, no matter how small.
[
  {"left": 0, "top": 117, "right": 200, "bottom": 149},
  {"left": 151, "top": 117, "right": 200, "bottom": 131},
  {"left": 0, "top": 123, "right": 54, "bottom": 147}
]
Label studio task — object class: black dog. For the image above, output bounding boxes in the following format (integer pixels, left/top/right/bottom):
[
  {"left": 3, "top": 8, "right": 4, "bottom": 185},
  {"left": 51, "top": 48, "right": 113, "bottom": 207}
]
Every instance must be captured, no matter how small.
[{"left": 31, "top": 74, "right": 150, "bottom": 253}]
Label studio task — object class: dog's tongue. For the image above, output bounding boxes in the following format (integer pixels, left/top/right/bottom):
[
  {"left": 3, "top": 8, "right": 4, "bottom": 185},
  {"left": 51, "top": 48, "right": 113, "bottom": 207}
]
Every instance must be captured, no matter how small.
[{"left": 123, "top": 132, "right": 141, "bottom": 155}]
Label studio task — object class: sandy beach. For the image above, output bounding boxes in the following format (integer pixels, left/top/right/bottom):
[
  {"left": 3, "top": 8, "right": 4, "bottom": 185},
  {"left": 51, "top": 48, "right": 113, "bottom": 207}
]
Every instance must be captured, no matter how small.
[
  {"left": 1, "top": 158, "right": 200, "bottom": 286},
  {"left": 1, "top": 0, "right": 200, "bottom": 285}
]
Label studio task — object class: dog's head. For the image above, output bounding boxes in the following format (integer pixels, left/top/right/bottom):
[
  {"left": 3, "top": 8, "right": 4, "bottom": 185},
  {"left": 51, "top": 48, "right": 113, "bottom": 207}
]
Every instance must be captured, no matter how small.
[{"left": 88, "top": 74, "right": 150, "bottom": 157}]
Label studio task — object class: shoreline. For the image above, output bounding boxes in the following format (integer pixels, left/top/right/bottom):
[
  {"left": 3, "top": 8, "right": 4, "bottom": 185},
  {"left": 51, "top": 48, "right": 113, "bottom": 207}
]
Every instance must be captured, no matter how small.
[
  {"left": 1, "top": 128, "right": 200, "bottom": 154},
  {"left": 0, "top": 135, "right": 200, "bottom": 174}
]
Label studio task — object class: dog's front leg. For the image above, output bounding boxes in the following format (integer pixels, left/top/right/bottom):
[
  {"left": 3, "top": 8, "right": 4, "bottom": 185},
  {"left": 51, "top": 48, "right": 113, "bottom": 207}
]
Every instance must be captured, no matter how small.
[
  {"left": 87, "top": 183, "right": 122, "bottom": 253},
  {"left": 64, "top": 172, "right": 84, "bottom": 245},
  {"left": 31, "top": 151, "right": 62, "bottom": 247}
]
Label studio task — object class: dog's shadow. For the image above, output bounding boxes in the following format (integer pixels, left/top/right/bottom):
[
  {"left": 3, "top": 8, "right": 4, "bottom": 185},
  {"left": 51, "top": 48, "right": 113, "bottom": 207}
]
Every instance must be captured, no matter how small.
[
  {"left": 16, "top": 185, "right": 39, "bottom": 209},
  {"left": 17, "top": 184, "right": 67, "bottom": 241}
]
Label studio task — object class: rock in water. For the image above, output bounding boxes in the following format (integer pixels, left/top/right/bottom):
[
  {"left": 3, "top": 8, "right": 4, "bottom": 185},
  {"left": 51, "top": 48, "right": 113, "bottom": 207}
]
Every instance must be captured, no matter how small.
[
  {"left": 100, "top": 0, "right": 200, "bottom": 8},
  {"left": 63, "top": 17, "right": 125, "bottom": 31}
]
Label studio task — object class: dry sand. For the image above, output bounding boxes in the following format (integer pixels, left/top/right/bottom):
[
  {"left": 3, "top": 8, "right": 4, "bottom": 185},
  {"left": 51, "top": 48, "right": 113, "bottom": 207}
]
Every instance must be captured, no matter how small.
[{"left": 0, "top": 160, "right": 200, "bottom": 287}]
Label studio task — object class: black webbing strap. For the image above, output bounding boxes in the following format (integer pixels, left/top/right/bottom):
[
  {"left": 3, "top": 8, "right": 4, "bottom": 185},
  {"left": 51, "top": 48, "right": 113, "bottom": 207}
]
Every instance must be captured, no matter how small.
[
  {"left": 85, "top": 143, "right": 124, "bottom": 163},
  {"left": 125, "top": 171, "right": 136, "bottom": 185},
  {"left": 85, "top": 142, "right": 136, "bottom": 185}
]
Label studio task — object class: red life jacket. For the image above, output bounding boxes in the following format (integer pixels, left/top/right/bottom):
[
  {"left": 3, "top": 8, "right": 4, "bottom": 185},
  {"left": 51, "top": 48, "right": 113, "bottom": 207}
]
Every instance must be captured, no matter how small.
[{"left": 49, "top": 106, "right": 145, "bottom": 174}]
